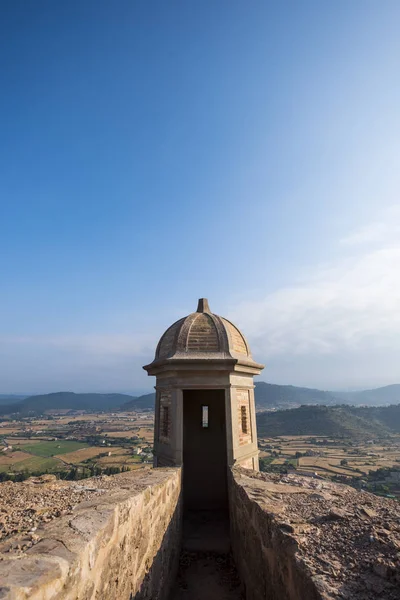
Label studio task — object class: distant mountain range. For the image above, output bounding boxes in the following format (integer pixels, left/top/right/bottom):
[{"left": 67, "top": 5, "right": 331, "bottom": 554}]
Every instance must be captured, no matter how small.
[
  {"left": 333, "top": 385, "right": 400, "bottom": 407},
  {"left": 0, "top": 382, "right": 398, "bottom": 416},
  {"left": 0, "top": 395, "right": 28, "bottom": 406},
  {"left": 256, "top": 404, "right": 400, "bottom": 439},
  {"left": 121, "top": 393, "right": 156, "bottom": 411},
  {"left": 254, "top": 382, "right": 400, "bottom": 409},
  {"left": 0, "top": 392, "right": 141, "bottom": 415},
  {"left": 254, "top": 382, "right": 337, "bottom": 408}
]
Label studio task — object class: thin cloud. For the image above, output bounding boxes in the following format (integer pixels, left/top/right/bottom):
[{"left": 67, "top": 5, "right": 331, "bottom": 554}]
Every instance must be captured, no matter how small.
[
  {"left": 340, "top": 206, "right": 400, "bottom": 246},
  {"left": 229, "top": 211, "right": 400, "bottom": 386},
  {"left": 1, "top": 211, "right": 399, "bottom": 390},
  {"left": 340, "top": 222, "right": 389, "bottom": 246}
]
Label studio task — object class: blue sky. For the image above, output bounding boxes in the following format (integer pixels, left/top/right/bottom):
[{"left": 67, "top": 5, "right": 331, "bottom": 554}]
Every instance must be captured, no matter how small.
[{"left": 1, "top": 1, "right": 400, "bottom": 393}]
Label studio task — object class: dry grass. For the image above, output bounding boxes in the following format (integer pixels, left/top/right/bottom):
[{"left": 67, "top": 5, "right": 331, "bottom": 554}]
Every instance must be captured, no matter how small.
[
  {"left": 301, "top": 466, "right": 361, "bottom": 477},
  {"left": 259, "top": 451, "right": 270, "bottom": 458},
  {"left": 298, "top": 456, "right": 361, "bottom": 476},
  {"left": 0, "top": 451, "right": 31, "bottom": 465},
  {"left": 6, "top": 439, "right": 41, "bottom": 446},
  {"left": 55, "top": 447, "right": 107, "bottom": 463},
  {"left": 136, "top": 428, "right": 154, "bottom": 441},
  {"left": 56, "top": 416, "right": 99, "bottom": 425},
  {"left": 262, "top": 434, "right": 400, "bottom": 480},
  {"left": 96, "top": 449, "right": 132, "bottom": 466},
  {"left": 298, "top": 457, "right": 325, "bottom": 467}
]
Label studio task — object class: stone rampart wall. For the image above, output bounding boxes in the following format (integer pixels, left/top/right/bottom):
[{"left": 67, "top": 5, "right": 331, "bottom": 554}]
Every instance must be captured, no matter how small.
[
  {"left": 229, "top": 467, "right": 327, "bottom": 600},
  {"left": 0, "top": 468, "right": 182, "bottom": 600},
  {"left": 230, "top": 467, "right": 400, "bottom": 600}
]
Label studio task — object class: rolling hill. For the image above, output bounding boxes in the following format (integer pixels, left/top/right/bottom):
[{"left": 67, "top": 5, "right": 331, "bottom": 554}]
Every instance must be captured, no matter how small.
[
  {"left": 0, "top": 392, "right": 136, "bottom": 415},
  {"left": 256, "top": 404, "right": 400, "bottom": 439},
  {"left": 0, "top": 391, "right": 156, "bottom": 415},
  {"left": 0, "top": 382, "right": 399, "bottom": 416},
  {"left": 254, "top": 382, "right": 400, "bottom": 409},
  {"left": 120, "top": 382, "right": 341, "bottom": 412},
  {"left": 121, "top": 393, "right": 155, "bottom": 411},
  {"left": 334, "top": 384, "right": 400, "bottom": 407},
  {"left": 0, "top": 395, "right": 27, "bottom": 406},
  {"left": 119, "top": 383, "right": 340, "bottom": 412},
  {"left": 254, "top": 382, "right": 338, "bottom": 409}
]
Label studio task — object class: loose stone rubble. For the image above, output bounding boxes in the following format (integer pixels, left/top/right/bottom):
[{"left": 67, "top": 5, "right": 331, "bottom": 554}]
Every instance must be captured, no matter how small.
[
  {"left": 233, "top": 468, "right": 400, "bottom": 599},
  {"left": 1, "top": 467, "right": 399, "bottom": 599},
  {"left": 0, "top": 468, "right": 181, "bottom": 600},
  {"left": 0, "top": 469, "right": 150, "bottom": 553}
]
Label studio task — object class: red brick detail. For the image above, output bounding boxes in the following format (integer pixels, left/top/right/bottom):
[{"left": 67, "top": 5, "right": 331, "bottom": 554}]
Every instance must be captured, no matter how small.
[
  {"left": 159, "top": 391, "right": 172, "bottom": 444},
  {"left": 237, "top": 389, "right": 252, "bottom": 446}
]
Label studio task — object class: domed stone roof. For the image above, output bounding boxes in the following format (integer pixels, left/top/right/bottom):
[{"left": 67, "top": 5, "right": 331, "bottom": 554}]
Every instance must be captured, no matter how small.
[{"left": 149, "top": 298, "right": 255, "bottom": 364}]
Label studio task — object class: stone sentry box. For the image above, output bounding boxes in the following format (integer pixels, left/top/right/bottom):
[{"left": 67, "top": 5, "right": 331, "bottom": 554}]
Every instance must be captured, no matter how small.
[{"left": 143, "top": 299, "right": 264, "bottom": 508}]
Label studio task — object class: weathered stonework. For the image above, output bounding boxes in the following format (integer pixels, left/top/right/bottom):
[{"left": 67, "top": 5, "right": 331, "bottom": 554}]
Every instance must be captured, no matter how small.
[
  {"left": 159, "top": 391, "right": 172, "bottom": 444},
  {"left": 229, "top": 467, "right": 400, "bottom": 600},
  {"left": 237, "top": 388, "right": 252, "bottom": 446},
  {"left": 144, "top": 299, "right": 263, "bottom": 471},
  {"left": 1, "top": 466, "right": 400, "bottom": 599},
  {"left": 229, "top": 468, "right": 324, "bottom": 600},
  {"left": 187, "top": 313, "right": 220, "bottom": 351},
  {"left": 222, "top": 318, "right": 249, "bottom": 354},
  {"left": 0, "top": 469, "right": 182, "bottom": 600}
]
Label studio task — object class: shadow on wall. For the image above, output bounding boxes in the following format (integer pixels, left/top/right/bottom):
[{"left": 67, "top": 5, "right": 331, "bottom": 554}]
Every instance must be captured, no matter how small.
[
  {"left": 0, "top": 469, "right": 183, "bottom": 600},
  {"left": 130, "top": 500, "right": 182, "bottom": 600},
  {"left": 229, "top": 468, "right": 323, "bottom": 600}
]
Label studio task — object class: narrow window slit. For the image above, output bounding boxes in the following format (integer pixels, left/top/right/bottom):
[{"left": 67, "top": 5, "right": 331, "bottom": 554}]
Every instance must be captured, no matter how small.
[
  {"left": 161, "top": 406, "right": 169, "bottom": 438},
  {"left": 202, "top": 405, "right": 209, "bottom": 428},
  {"left": 241, "top": 405, "right": 248, "bottom": 434}
]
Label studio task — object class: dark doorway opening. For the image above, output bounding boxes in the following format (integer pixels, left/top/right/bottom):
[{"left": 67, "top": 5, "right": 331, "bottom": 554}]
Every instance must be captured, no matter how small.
[
  {"left": 169, "top": 391, "right": 243, "bottom": 600},
  {"left": 182, "top": 389, "right": 228, "bottom": 511}
]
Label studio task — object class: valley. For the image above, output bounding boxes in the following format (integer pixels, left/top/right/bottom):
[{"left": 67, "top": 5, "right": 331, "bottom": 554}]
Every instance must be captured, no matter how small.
[
  {"left": 259, "top": 435, "right": 400, "bottom": 498},
  {"left": 1, "top": 396, "right": 400, "bottom": 500},
  {"left": 0, "top": 411, "right": 154, "bottom": 480}
]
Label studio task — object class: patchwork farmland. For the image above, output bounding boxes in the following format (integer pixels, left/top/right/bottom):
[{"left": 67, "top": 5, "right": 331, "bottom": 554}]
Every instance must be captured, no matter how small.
[
  {"left": 259, "top": 434, "right": 400, "bottom": 497},
  {"left": 0, "top": 411, "right": 154, "bottom": 478}
]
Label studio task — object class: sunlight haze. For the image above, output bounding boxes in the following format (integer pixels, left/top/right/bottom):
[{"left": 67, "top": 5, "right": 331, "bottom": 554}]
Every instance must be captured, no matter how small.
[{"left": 1, "top": 1, "right": 399, "bottom": 393}]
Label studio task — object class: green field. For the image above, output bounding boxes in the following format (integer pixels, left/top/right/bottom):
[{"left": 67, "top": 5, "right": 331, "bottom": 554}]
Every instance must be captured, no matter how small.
[
  {"left": 0, "top": 455, "right": 64, "bottom": 473},
  {"left": 21, "top": 441, "right": 88, "bottom": 457}
]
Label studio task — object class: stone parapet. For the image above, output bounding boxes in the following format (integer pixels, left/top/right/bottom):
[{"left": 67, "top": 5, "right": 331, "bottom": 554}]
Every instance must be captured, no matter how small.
[
  {"left": 229, "top": 467, "right": 400, "bottom": 600},
  {"left": 0, "top": 468, "right": 182, "bottom": 600}
]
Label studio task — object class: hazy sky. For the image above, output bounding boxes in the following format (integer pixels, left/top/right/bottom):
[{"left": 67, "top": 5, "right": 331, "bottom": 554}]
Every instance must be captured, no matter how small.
[{"left": 1, "top": 1, "right": 399, "bottom": 394}]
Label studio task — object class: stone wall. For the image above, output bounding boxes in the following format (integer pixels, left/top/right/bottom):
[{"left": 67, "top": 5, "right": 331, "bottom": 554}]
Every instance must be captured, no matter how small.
[
  {"left": 0, "top": 468, "right": 182, "bottom": 600},
  {"left": 3, "top": 462, "right": 399, "bottom": 600},
  {"left": 229, "top": 467, "right": 328, "bottom": 600},
  {"left": 229, "top": 467, "right": 400, "bottom": 600}
]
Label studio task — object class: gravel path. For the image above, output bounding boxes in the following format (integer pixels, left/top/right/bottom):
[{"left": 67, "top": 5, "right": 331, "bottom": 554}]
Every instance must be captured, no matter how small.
[{"left": 170, "top": 551, "right": 244, "bottom": 600}]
